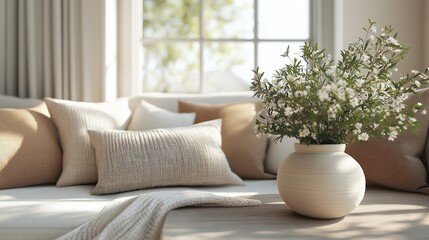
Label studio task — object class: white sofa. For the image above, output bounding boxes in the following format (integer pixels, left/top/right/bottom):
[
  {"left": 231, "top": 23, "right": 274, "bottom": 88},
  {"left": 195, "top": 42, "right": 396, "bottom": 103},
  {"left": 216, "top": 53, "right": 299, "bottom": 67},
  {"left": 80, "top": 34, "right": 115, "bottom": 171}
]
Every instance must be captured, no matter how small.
[
  {"left": 0, "top": 92, "right": 293, "bottom": 240},
  {"left": 2, "top": 93, "right": 429, "bottom": 240}
]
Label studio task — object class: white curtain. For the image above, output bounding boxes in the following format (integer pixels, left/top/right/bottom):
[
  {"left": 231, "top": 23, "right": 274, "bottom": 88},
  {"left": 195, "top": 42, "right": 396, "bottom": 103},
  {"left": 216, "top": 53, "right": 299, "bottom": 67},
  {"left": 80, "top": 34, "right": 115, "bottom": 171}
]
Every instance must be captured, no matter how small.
[{"left": 0, "top": 0, "right": 120, "bottom": 102}]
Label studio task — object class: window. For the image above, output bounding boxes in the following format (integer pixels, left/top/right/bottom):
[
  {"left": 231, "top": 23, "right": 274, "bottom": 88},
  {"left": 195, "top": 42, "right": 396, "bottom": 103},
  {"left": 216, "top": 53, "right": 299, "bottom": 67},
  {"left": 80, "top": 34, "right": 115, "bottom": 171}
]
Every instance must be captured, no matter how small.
[{"left": 141, "top": 0, "right": 311, "bottom": 93}]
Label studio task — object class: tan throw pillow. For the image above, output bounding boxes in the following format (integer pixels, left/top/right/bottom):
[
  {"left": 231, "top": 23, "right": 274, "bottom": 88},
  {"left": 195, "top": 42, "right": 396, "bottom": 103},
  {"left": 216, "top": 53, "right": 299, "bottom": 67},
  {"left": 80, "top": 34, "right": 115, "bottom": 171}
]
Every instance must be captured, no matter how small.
[
  {"left": 0, "top": 107, "right": 62, "bottom": 189},
  {"left": 346, "top": 88, "right": 429, "bottom": 194},
  {"left": 45, "top": 98, "right": 131, "bottom": 187},
  {"left": 179, "top": 100, "right": 273, "bottom": 179},
  {"left": 90, "top": 120, "right": 243, "bottom": 195}
]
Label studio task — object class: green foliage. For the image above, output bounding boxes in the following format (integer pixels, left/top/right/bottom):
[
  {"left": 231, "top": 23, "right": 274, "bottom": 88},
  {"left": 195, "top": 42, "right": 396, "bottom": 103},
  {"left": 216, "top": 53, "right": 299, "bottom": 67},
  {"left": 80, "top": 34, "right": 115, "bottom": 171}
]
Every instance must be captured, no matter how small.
[{"left": 251, "top": 20, "right": 429, "bottom": 145}]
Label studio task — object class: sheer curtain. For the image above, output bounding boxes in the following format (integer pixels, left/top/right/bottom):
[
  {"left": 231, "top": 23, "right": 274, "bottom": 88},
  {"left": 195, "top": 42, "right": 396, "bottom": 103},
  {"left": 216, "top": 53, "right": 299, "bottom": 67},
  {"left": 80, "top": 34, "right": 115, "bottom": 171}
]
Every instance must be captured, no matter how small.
[{"left": 0, "top": 0, "right": 122, "bottom": 102}]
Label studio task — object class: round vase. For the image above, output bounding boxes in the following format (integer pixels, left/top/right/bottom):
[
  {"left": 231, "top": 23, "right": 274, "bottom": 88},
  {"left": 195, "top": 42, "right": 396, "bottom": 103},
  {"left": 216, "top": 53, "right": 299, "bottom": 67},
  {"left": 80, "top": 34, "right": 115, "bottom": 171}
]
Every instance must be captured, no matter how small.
[{"left": 277, "top": 143, "right": 365, "bottom": 219}]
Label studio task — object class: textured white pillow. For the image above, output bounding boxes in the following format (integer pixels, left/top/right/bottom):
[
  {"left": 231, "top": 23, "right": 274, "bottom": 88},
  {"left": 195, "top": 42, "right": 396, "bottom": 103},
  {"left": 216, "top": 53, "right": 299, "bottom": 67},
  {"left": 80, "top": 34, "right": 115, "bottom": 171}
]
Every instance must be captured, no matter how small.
[
  {"left": 45, "top": 98, "right": 131, "bottom": 187},
  {"left": 127, "top": 100, "right": 195, "bottom": 131},
  {"left": 265, "top": 136, "right": 298, "bottom": 174},
  {"left": 89, "top": 120, "right": 244, "bottom": 195}
]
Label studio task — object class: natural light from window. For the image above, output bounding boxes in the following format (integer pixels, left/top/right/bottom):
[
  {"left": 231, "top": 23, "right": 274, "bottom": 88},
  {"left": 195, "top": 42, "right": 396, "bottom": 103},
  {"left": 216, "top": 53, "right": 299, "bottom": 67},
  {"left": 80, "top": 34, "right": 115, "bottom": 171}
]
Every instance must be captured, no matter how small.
[{"left": 141, "top": 0, "right": 310, "bottom": 93}]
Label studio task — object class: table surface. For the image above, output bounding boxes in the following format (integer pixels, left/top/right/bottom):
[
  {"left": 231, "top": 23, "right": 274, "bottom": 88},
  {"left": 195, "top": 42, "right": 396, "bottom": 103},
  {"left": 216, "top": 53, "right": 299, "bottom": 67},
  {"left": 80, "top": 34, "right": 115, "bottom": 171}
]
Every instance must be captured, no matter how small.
[{"left": 162, "top": 187, "right": 429, "bottom": 240}]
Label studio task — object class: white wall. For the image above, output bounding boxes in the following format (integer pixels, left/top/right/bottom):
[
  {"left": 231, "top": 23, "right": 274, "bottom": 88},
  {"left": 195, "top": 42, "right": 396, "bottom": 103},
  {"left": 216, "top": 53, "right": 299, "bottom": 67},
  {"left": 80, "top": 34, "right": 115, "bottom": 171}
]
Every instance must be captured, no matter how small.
[
  {"left": 341, "top": 0, "right": 426, "bottom": 74},
  {"left": 424, "top": 0, "right": 429, "bottom": 70}
]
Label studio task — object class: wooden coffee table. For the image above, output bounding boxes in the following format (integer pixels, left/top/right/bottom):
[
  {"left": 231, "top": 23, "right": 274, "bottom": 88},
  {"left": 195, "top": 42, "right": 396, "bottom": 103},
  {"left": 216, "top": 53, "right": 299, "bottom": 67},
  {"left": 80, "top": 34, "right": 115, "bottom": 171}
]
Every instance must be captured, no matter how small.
[{"left": 162, "top": 187, "right": 429, "bottom": 239}]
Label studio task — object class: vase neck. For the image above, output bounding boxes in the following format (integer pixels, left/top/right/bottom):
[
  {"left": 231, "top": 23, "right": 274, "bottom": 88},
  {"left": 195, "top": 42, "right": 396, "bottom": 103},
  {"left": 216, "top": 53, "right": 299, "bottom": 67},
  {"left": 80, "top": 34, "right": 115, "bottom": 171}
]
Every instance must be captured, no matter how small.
[{"left": 294, "top": 144, "right": 346, "bottom": 153}]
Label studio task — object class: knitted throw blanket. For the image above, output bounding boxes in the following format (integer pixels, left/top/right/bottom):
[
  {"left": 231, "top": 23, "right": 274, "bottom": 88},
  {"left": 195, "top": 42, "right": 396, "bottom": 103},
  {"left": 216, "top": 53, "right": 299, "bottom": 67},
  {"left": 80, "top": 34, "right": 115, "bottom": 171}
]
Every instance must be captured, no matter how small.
[{"left": 56, "top": 191, "right": 261, "bottom": 240}]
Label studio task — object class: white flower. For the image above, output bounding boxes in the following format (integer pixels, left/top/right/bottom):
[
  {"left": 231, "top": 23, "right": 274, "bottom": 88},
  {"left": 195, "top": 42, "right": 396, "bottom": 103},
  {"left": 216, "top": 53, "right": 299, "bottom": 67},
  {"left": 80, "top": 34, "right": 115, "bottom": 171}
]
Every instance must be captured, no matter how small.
[
  {"left": 415, "top": 81, "right": 421, "bottom": 88},
  {"left": 318, "top": 90, "right": 330, "bottom": 101},
  {"left": 422, "top": 109, "right": 427, "bottom": 115},
  {"left": 370, "top": 26, "right": 377, "bottom": 33},
  {"left": 326, "top": 67, "right": 336, "bottom": 76},
  {"left": 272, "top": 111, "right": 279, "bottom": 117},
  {"left": 387, "top": 36, "right": 399, "bottom": 45},
  {"left": 361, "top": 54, "right": 370, "bottom": 64},
  {"left": 296, "top": 77, "right": 306, "bottom": 85},
  {"left": 355, "top": 122, "right": 363, "bottom": 131},
  {"left": 411, "top": 70, "right": 419, "bottom": 75},
  {"left": 388, "top": 127, "right": 398, "bottom": 141},
  {"left": 287, "top": 75, "right": 295, "bottom": 81},
  {"left": 284, "top": 107, "right": 293, "bottom": 116},
  {"left": 358, "top": 132, "right": 369, "bottom": 141},
  {"left": 299, "top": 127, "right": 310, "bottom": 138},
  {"left": 350, "top": 97, "right": 359, "bottom": 107}
]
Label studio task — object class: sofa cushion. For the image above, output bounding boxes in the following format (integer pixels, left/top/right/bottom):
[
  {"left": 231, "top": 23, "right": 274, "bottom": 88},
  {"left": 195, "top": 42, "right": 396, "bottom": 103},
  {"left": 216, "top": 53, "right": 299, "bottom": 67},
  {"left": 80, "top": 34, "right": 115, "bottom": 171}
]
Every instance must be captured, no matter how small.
[
  {"left": 127, "top": 100, "right": 195, "bottom": 131},
  {"left": 346, "top": 88, "right": 429, "bottom": 194},
  {"left": 0, "top": 105, "right": 62, "bottom": 189},
  {"left": 179, "top": 100, "right": 273, "bottom": 179},
  {"left": 45, "top": 98, "right": 131, "bottom": 187},
  {"left": 90, "top": 120, "right": 243, "bottom": 195}
]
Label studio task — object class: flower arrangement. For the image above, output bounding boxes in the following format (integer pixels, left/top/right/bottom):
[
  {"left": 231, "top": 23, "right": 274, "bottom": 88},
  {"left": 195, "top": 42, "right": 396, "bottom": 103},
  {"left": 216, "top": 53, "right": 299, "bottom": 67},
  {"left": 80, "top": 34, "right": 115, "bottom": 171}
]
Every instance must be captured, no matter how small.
[{"left": 251, "top": 20, "right": 429, "bottom": 145}]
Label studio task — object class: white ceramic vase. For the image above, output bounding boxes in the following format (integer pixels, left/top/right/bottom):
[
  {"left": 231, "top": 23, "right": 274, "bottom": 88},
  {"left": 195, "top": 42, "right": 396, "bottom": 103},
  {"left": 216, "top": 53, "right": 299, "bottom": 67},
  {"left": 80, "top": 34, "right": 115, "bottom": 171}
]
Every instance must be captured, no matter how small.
[{"left": 277, "top": 143, "right": 365, "bottom": 219}]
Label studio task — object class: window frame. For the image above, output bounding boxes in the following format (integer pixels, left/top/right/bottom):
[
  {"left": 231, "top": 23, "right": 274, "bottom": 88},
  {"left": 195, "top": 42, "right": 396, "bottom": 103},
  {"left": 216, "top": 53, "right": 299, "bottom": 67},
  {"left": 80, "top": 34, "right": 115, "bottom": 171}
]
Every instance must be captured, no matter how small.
[{"left": 118, "top": 0, "right": 338, "bottom": 96}]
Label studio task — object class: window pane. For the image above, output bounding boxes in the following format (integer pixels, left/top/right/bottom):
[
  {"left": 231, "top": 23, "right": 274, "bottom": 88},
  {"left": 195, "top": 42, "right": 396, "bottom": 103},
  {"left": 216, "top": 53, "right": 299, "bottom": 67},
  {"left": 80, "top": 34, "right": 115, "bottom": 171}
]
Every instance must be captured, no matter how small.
[
  {"left": 258, "top": 0, "right": 310, "bottom": 39},
  {"left": 143, "top": 0, "right": 199, "bottom": 38},
  {"left": 142, "top": 43, "right": 199, "bottom": 93},
  {"left": 258, "top": 42, "right": 304, "bottom": 79},
  {"left": 204, "top": 0, "right": 254, "bottom": 39},
  {"left": 203, "top": 42, "right": 254, "bottom": 92}
]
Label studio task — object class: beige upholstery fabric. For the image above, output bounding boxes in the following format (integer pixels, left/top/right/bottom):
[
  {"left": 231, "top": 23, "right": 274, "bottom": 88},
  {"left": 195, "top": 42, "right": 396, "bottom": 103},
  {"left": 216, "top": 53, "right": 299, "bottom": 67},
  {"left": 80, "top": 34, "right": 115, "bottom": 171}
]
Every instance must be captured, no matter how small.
[
  {"left": 45, "top": 98, "right": 131, "bottom": 187},
  {"left": 179, "top": 101, "right": 273, "bottom": 179},
  {"left": 0, "top": 107, "right": 62, "bottom": 189},
  {"left": 346, "top": 88, "right": 429, "bottom": 194},
  {"left": 90, "top": 120, "right": 243, "bottom": 195},
  {"left": 127, "top": 100, "right": 195, "bottom": 131}
]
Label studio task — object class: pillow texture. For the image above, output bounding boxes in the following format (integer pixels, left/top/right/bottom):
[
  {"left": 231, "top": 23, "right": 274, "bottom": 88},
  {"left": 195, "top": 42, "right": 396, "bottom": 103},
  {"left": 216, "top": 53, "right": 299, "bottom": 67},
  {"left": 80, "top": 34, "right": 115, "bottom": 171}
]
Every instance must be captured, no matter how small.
[
  {"left": 89, "top": 120, "right": 243, "bottom": 195},
  {"left": 45, "top": 98, "right": 131, "bottom": 187},
  {"left": 179, "top": 100, "right": 274, "bottom": 179},
  {"left": 127, "top": 100, "right": 195, "bottom": 131},
  {"left": 346, "top": 88, "right": 429, "bottom": 194},
  {"left": 0, "top": 107, "right": 62, "bottom": 189}
]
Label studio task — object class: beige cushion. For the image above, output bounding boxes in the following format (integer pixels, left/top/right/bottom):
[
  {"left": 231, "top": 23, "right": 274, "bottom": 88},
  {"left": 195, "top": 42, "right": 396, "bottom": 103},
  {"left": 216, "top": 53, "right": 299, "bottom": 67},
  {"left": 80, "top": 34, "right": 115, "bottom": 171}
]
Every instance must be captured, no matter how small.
[
  {"left": 179, "top": 101, "right": 273, "bottom": 179},
  {"left": 90, "top": 120, "right": 243, "bottom": 195},
  {"left": 45, "top": 98, "right": 131, "bottom": 187},
  {"left": 127, "top": 100, "right": 195, "bottom": 131},
  {"left": 0, "top": 106, "right": 62, "bottom": 189},
  {"left": 346, "top": 88, "right": 429, "bottom": 194}
]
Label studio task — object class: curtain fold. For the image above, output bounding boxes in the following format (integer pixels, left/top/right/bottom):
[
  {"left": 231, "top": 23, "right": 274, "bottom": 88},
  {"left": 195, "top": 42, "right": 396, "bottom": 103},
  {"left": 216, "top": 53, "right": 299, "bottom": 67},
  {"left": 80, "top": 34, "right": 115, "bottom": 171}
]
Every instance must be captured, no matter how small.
[{"left": 0, "top": 0, "right": 119, "bottom": 102}]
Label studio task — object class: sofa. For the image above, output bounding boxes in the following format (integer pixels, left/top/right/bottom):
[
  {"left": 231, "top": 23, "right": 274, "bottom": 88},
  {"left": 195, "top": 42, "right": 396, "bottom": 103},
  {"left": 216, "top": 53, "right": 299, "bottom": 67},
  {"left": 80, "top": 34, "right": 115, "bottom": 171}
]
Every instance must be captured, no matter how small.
[{"left": 1, "top": 92, "right": 429, "bottom": 240}]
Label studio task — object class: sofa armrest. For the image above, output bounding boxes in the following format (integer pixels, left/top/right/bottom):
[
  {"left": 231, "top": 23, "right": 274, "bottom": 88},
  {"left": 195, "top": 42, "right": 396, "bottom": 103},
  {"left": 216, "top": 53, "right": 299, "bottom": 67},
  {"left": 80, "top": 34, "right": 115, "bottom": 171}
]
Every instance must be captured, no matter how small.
[{"left": 265, "top": 136, "right": 298, "bottom": 175}]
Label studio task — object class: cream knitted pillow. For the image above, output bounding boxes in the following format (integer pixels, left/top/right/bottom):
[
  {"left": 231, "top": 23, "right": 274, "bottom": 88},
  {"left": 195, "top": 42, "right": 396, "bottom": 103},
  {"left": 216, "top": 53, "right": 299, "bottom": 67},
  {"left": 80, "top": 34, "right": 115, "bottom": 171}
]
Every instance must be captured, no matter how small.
[
  {"left": 45, "top": 98, "right": 131, "bottom": 187},
  {"left": 89, "top": 120, "right": 243, "bottom": 195}
]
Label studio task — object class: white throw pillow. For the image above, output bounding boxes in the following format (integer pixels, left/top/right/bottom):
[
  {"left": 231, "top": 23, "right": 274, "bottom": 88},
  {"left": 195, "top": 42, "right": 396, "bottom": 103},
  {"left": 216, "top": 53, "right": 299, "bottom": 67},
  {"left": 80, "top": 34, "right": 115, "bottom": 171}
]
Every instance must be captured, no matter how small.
[
  {"left": 264, "top": 136, "right": 298, "bottom": 174},
  {"left": 45, "top": 98, "right": 131, "bottom": 187},
  {"left": 127, "top": 100, "right": 195, "bottom": 131},
  {"left": 90, "top": 120, "right": 244, "bottom": 195}
]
